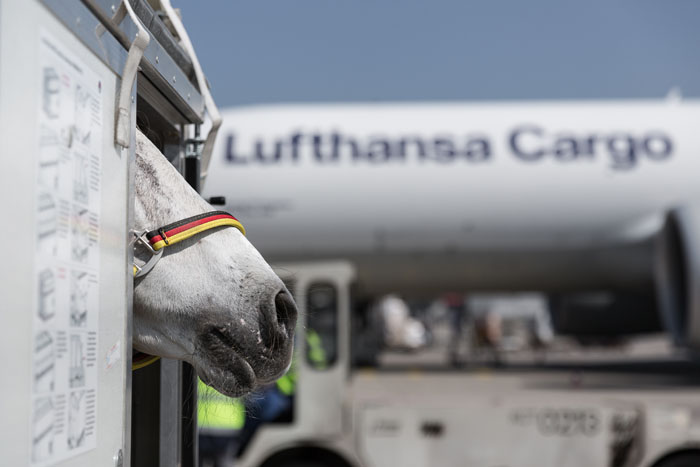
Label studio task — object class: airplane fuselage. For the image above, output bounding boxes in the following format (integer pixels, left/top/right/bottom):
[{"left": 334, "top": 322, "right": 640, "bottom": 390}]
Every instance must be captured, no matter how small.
[{"left": 203, "top": 100, "right": 700, "bottom": 295}]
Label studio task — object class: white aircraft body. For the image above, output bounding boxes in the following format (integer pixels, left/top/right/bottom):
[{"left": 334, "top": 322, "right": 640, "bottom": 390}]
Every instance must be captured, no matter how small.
[{"left": 202, "top": 100, "right": 700, "bottom": 345}]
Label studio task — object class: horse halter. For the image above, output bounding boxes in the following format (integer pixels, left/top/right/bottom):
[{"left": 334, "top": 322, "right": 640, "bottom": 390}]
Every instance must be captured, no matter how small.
[
  {"left": 132, "top": 210, "right": 246, "bottom": 278},
  {"left": 131, "top": 210, "right": 245, "bottom": 370}
]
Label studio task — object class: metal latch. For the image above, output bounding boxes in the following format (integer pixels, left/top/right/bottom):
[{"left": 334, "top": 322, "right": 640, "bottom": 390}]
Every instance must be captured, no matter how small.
[{"left": 113, "top": 0, "right": 151, "bottom": 148}]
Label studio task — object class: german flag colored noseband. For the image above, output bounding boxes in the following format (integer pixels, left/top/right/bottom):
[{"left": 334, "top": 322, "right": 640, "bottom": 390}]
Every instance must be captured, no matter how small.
[
  {"left": 132, "top": 210, "right": 245, "bottom": 279},
  {"left": 132, "top": 211, "right": 245, "bottom": 370}
]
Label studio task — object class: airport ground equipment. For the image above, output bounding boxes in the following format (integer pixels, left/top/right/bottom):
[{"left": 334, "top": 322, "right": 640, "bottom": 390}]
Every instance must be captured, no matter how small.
[
  {"left": 234, "top": 260, "right": 700, "bottom": 467},
  {"left": 0, "top": 0, "right": 218, "bottom": 465}
]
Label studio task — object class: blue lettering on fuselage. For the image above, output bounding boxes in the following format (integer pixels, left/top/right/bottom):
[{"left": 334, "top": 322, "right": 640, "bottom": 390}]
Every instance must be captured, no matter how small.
[
  {"left": 224, "top": 127, "right": 673, "bottom": 170},
  {"left": 509, "top": 126, "right": 673, "bottom": 170},
  {"left": 226, "top": 132, "right": 491, "bottom": 164}
]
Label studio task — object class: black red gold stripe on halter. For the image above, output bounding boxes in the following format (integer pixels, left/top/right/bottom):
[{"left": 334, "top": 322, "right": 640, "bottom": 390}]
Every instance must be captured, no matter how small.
[{"left": 145, "top": 211, "right": 246, "bottom": 251}]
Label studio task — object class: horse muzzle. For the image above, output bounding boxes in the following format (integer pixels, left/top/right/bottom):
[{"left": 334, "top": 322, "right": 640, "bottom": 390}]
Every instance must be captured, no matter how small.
[{"left": 195, "top": 288, "right": 298, "bottom": 395}]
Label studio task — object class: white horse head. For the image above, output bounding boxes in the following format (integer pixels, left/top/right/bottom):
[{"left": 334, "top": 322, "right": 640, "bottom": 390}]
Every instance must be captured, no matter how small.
[{"left": 132, "top": 129, "right": 296, "bottom": 397}]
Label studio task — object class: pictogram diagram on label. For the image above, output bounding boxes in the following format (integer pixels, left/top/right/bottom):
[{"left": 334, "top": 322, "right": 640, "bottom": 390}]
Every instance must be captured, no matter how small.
[{"left": 31, "top": 31, "right": 102, "bottom": 466}]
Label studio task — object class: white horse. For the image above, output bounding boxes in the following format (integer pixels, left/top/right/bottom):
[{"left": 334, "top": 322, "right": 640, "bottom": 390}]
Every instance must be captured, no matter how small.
[{"left": 132, "top": 129, "right": 296, "bottom": 397}]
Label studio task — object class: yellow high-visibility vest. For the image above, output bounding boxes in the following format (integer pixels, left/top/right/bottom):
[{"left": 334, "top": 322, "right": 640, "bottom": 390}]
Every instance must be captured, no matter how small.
[
  {"left": 306, "top": 329, "right": 327, "bottom": 370},
  {"left": 197, "top": 379, "right": 244, "bottom": 430},
  {"left": 276, "top": 363, "right": 297, "bottom": 396},
  {"left": 275, "top": 329, "right": 328, "bottom": 396}
]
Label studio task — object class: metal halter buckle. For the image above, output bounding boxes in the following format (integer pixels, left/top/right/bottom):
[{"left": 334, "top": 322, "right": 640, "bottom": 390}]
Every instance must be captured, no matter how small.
[{"left": 132, "top": 230, "right": 163, "bottom": 278}]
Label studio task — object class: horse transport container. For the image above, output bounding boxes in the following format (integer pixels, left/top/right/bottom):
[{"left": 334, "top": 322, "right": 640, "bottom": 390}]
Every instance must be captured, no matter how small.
[{"left": 0, "top": 0, "right": 217, "bottom": 465}]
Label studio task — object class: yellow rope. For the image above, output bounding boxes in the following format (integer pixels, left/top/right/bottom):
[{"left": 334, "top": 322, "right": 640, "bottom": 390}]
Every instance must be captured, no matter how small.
[{"left": 132, "top": 354, "right": 161, "bottom": 370}]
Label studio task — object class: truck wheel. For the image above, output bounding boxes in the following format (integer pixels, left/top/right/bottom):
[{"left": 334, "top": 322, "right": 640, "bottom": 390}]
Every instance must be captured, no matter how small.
[
  {"left": 259, "top": 447, "right": 353, "bottom": 467},
  {"left": 281, "top": 460, "right": 332, "bottom": 467},
  {"left": 655, "top": 453, "right": 700, "bottom": 467},
  {"left": 263, "top": 457, "right": 345, "bottom": 467}
]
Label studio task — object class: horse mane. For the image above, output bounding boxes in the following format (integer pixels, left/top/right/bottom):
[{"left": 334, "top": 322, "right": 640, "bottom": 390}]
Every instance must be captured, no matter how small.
[{"left": 134, "top": 129, "right": 210, "bottom": 230}]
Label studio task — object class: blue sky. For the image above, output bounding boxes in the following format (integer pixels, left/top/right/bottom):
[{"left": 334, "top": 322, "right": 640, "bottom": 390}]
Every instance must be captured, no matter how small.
[{"left": 180, "top": 1, "right": 700, "bottom": 107}]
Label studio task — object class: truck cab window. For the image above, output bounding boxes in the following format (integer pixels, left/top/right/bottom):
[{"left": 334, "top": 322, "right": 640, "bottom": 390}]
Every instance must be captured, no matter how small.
[{"left": 305, "top": 283, "right": 338, "bottom": 369}]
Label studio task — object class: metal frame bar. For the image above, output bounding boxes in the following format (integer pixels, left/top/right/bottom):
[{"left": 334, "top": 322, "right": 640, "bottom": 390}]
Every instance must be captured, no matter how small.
[{"left": 43, "top": 0, "right": 204, "bottom": 123}]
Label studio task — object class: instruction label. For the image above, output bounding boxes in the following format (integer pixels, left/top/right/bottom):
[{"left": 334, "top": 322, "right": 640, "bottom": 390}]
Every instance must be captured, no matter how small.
[{"left": 31, "top": 31, "right": 102, "bottom": 466}]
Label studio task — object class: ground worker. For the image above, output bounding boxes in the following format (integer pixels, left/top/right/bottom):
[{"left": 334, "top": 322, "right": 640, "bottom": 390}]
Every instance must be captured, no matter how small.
[
  {"left": 237, "top": 329, "right": 327, "bottom": 455},
  {"left": 198, "top": 379, "right": 245, "bottom": 467}
]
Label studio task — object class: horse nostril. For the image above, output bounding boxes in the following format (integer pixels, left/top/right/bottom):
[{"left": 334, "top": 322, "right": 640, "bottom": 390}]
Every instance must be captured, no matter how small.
[
  {"left": 259, "top": 290, "right": 297, "bottom": 351},
  {"left": 274, "top": 291, "right": 297, "bottom": 336}
]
